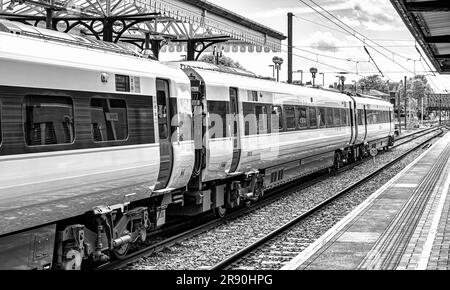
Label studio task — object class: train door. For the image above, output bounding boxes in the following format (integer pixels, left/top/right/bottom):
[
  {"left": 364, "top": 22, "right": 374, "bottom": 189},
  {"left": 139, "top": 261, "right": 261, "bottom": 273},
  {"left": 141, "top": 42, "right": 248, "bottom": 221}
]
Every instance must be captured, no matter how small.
[
  {"left": 155, "top": 79, "right": 173, "bottom": 190},
  {"left": 228, "top": 87, "right": 241, "bottom": 173},
  {"left": 363, "top": 105, "right": 368, "bottom": 140},
  {"left": 349, "top": 101, "right": 356, "bottom": 145}
]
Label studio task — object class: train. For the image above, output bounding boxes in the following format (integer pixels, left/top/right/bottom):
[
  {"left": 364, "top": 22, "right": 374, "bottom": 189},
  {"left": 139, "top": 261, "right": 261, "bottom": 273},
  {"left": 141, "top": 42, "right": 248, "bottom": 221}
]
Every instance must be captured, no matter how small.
[{"left": 0, "top": 20, "right": 394, "bottom": 270}]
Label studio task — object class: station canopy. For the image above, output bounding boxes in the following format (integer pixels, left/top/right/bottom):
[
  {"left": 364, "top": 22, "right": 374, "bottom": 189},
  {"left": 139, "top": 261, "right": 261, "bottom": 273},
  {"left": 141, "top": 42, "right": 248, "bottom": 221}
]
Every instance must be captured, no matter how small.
[
  {"left": 0, "top": 0, "right": 286, "bottom": 59},
  {"left": 390, "top": 0, "right": 450, "bottom": 74}
]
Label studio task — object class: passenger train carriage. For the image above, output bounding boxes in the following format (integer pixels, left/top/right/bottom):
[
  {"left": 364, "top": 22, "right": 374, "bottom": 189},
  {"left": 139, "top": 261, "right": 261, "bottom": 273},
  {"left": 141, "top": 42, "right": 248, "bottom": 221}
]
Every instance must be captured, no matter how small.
[{"left": 0, "top": 20, "right": 394, "bottom": 269}]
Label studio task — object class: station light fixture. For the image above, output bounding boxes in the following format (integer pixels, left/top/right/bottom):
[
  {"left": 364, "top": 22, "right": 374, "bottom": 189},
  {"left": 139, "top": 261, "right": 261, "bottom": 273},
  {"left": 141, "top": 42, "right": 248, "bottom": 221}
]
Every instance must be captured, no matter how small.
[{"left": 309, "top": 67, "right": 318, "bottom": 87}]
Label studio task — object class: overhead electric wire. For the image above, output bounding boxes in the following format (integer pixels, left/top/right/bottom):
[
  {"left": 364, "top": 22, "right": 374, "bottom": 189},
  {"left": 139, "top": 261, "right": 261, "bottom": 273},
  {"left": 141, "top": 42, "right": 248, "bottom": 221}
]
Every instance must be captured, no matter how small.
[
  {"left": 305, "top": 0, "right": 417, "bottom": 62},
  {"left": 415, "top": 45, "right": 436, "bottom": 77},
  {"left": 363, "top": 45, "right": 384, "bottom": 77},
  {"left": 290, "top": 45, "right": 418, "bottom": 48},
  {"left": 280, "top": 42, "right": 369, "bottom": 63},
  {"left": 293, "top": 14, "right": 348, "bottom": 36},
  {"left": 298, "top": 0, "right": 416, "bottom": 75},
  {"left": 316, "top": 70, "right": 435, "bottom": 74},
  {"left": 278, "top": 47, "right": 358, "bottom": 75}
]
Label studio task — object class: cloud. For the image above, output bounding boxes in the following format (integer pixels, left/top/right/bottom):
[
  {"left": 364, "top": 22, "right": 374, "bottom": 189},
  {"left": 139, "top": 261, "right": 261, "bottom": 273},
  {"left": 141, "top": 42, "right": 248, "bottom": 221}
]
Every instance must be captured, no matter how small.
[
  {"left": 245, "top": 0, "right": 354, "bottom": 19},
  {"left": 307, "top": 31, "right": 342, "bottom": 52},
  {"left": 343, "top": 0, "right": 404, "bottom": 31}
]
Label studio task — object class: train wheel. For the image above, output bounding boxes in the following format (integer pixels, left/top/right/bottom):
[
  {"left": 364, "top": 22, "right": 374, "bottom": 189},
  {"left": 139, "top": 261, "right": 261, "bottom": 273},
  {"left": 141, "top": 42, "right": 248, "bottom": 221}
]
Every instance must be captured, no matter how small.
[
  {"left": 112, "top": 242, "right": 130, "bottom": 260},
  {"left": 111, "top": 222, "right": 133, "bottom": 260},
  {"left": 213, "top": 206, "right": 227, "bottom": 218}
]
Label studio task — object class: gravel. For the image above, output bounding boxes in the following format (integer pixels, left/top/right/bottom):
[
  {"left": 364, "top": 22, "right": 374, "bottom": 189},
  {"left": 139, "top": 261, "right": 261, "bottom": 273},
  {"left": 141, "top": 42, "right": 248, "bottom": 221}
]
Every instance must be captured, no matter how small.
[{"left": 126, "top": 129, "right": 444, "bottom": 270}]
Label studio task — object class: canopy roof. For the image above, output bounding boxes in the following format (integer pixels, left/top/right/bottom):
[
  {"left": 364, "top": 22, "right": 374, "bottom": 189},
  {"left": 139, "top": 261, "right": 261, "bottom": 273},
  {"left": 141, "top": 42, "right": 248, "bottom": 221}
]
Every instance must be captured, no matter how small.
[
  {"left": 390, "top": 0, "right": 450, "bottom": 74},
  {"left": 0, "top": 0, "right": 286, "bottom": 54}
]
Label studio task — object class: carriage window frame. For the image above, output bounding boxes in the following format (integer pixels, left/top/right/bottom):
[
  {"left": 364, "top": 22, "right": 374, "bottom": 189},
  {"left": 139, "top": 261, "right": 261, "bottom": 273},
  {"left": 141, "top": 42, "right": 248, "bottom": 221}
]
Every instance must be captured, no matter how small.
[
  {"left": 357, "top": 109, "right": 363, "bottom": 126},
  {"left": 332, "top": 108, "right": 341, "bottom": 127},
  {"left": 340, "top": 108, "right": 348, "bottom": 126},
  {"left": 284, "top": 106, "right": 296, "bottom": 131},
  {"left": 0, "top": 101, "right": 2, "bottom": 146},
  {"left": 326, "top": 108, "right": 334, "bottom": 128},
  {"left": 308, "top": 107, "right": 318, "bottom": 129},
  {"left": 296, "top": 106, "right": 308, "bottom": 130},
  {"left": 318, "top": 107, "right": 326, "bottom": 128},
  {"left": 255, "top": 104, "right": 269, "bottom": 135},
  {"left": 271, "top": 105, "right": 283, "bottom": 132},
  {"left": 208, "top": 100, "right": 229, "bottom": 139},
  {"left": 90, "top": 97, "right": 129, "bottom": 143},
  {"left": 23, "top": 95, "right": 76, "bottom": 147}
]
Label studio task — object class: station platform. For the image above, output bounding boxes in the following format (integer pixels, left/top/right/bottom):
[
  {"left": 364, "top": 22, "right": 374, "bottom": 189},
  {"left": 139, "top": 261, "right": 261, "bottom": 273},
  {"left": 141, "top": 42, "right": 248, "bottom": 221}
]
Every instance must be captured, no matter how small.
[{"left": 282, "top": 131, "right": 450, "bottom": 270}]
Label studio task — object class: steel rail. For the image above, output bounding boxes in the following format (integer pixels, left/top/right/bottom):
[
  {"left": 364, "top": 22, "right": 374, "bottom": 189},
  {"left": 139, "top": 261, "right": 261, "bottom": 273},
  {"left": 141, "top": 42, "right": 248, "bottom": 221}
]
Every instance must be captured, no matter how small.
[
  {"left": 393, "top": 127, "right": 439, "bottom": 145},
  {"left": 209, "top": 129, "right": 445, "bottom": 270},
  {"left": 97, "top": 127, "right": 442, "bottom": 270}
]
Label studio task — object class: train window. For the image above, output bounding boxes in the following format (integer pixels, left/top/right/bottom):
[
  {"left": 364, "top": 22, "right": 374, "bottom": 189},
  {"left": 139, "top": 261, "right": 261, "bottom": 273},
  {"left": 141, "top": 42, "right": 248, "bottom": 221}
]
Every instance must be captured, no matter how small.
[
  {"left": 248, "top": 90, "right": 258, "bottom": 102},
  {"left": 333, "top": 108, "right": 340, "bottom": 127},
  {"left": 255, "top": 105, "right": 269, "bottom": 134},
  {"left": 156, "top": 79, "right": 171, "bottom": 140},
  {"left": 23, "top": 96, "right": 75, "bottom": 146},
  {"left": 208, "top": 101, "right": 228, "bottom": 138},
  {"left": 243, "top": 102, "right": 256, "bottom": 136},
  {"left": 91, "top": 98, "right": 128, "bottom": 142},
  {"left": 318, "top": 108, "right": 326, "bottom": 128},
  {"left": 369, "top": 110, "right": 377, "bottom": 124},
  {"left": 366, "top": 110, "right": 372, "bottom": 125},
  {"left": 285, "top": 106, "right": 296, "bottom": 130},
  {"left": 272, "top": 106, "right": 283, "bottom": 132},
  {"left": 326, "top": 108, "right": 334, "bottom": 128},
  {"left": 296, "top": 107, "right": 307, "bottom": 129},
  {"left": 357, "top": 109, "right": 363, "bottom": 125},
  {"left": 0, "top": 101, "right": 2, "bottom": 146},
  {"left": 340, "top": 109, "right": 349, "bottom": 126},
  {"left": 0, "top": 101, "right": 2, "bottom": 145},
  {"left": 24, "top": 96, "right": 74, "bottom": 146},
  {"left": 308, "top": 107, "right": 317, "bottom": 129}
]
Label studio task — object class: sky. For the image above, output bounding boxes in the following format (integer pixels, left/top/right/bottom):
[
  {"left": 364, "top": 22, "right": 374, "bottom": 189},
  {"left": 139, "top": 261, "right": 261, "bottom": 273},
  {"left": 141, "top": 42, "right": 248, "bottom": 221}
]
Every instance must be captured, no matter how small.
[{"left": 160, "top": 0, "right": 450, "bottom": 92}]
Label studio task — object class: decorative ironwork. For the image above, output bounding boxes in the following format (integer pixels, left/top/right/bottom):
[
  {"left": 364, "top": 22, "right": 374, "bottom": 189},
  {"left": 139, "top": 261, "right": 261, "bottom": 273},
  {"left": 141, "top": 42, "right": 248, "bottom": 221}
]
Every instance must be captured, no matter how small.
[{"left": 0, "top": 0, "right": 284, "bottom": 60}]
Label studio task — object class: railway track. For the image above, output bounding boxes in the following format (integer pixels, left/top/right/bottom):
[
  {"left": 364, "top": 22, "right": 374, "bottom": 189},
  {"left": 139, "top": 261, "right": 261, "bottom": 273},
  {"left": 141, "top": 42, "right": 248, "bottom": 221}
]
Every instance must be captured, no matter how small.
[
  {"left": 209, "top": 128, "right": 445, "bottom": 270},
  {"left": 97, "top": 127, "right": 443, "bottom": 270},
  {"left": 393, "top": 127, "right": 440, "bottom": 148}
]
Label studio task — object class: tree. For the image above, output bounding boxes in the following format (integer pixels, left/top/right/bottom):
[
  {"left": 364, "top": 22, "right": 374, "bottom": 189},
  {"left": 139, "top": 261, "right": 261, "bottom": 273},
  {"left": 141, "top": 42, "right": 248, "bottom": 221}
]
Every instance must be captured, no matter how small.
[
  {"left": 356, "top": 75, "right": 389, "bottom": 93},
  {"left": 198, "top": 54, "right": 245, "bottom": 69},
  {"left": 396, "top": 75, "right": 434, "bottom": 121}
]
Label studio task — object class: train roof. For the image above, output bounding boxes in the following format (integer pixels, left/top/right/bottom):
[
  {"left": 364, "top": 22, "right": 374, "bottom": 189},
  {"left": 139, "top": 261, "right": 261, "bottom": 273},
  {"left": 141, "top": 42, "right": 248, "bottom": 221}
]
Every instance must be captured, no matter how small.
[
  {"left": 169, "top": 61, "right": 258, "bottom": 78},
  {"left": 175, "top": 61, "right": 393, "bottom": 108},
  {"left": 176, "top": 61, "right": 353, "bottom": 103},
  {"left": 0, "top": 20, "right": 189, "bottom": 89}
]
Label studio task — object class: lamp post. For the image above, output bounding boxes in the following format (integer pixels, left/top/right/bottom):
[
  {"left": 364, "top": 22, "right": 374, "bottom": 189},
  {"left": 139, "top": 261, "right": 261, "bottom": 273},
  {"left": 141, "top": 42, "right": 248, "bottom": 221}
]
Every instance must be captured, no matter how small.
[
  {"left": 310, "top": 67, "right": 318, "bottom": 87},
  {"left": 319, "top": 72, "right": 325, "bottom": 87},
  {"left": 269, "top": 65, "right": 275, "bottom": 78},
  {"left": 272, "top": 56, "right": 284, "bottom": 82},
  {"left": 293, "top": 70, "right": 303, "bottom": 85},
  {"left": 340, "top": 76, "right": 346, "bottom": 92},
  {"left": 335, "top": 76, "right": 341, "bottom": 91},
  {"left": 213, "top": 46, "right": 223, "bottom": 65}
]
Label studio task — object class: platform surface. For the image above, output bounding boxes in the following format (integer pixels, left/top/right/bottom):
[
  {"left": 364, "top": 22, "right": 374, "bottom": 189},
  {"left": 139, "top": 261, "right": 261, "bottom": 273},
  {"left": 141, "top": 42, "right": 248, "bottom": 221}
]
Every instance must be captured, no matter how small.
[{"left": 282, "top": 131, "right": 450, "bottom": 270}]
